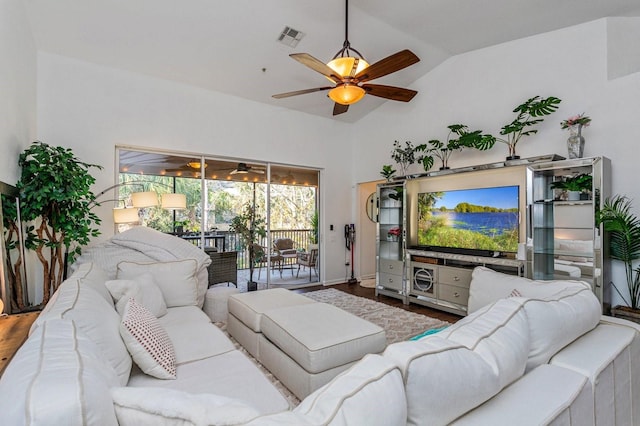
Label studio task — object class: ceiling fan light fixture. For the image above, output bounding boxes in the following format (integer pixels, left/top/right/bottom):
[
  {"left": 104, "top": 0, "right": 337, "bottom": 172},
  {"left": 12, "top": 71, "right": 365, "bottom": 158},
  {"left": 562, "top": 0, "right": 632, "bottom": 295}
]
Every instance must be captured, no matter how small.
[
  {"left": 329, "top": 84, "right": 366, "bottom": 105},
  {"left": 326, "top": 57, "right": 369, "bottom": 80},
  {"left": 187, "top": 161, "right": 207, "bottom": 170}
]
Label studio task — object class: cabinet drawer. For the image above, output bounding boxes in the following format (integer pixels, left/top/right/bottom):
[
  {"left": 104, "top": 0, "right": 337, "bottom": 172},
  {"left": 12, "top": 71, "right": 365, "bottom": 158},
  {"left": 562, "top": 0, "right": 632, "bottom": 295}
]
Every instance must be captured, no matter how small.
[
  {"left": 438, "top": 284, "right": 469, "bottom": 305},
  {"left": 378, "top": 273, "right": 404, "bottom": 291},
  {"left": 438, "top": 267, "right": 472, "bottom": 288},
  {"left": 379, "top": 259, "right": 404, "bottom": 276}
]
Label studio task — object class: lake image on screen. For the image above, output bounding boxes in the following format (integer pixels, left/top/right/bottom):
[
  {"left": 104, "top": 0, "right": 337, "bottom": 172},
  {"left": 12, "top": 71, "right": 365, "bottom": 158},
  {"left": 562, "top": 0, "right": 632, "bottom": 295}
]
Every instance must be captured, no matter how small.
[{"left": 417, "top": 186, "right": 519, "bottom": 253}]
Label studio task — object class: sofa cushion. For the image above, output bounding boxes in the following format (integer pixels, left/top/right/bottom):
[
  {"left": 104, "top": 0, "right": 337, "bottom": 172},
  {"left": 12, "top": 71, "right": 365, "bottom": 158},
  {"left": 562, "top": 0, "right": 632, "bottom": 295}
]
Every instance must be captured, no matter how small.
[
  {"left": 467, "top": 266, "right": 602, "bottom": 372},
  {"left": 384, "top": 336, "right": 501, "bottom": 426},
  {"left": 32, "top": 277, "right": 132, "bottom": 385},
  {"left": 158, "top": 306, "right": 235, "bottom": 364},
  {"left": 117, "top": 259, "right": 199, "bottom": 308},
  {"left": 106, "top": 273, "right": 168, "bottom": 317},
  {"left": 0, "top": 319, "right": 120, "bottom": 426},
  {"left": 292, "top": 354, "right": 407, "bottom": 426},
  {"left": 70, "top": 262, "right": 114, "bottom": 306},
  {"left": 127, "top": 349, "right": 290, "bottom": 416},
  {"left": 438, "top": 298, "right": 530, "bottom": 388},
  {"left": 451, "top": 364, "right": 594, "bottom": 425},
  {"left": 120, "top": 298, "right": 177, "bottom": 379},
  {"left": 111, "top": 387, "right": 260, "bottom": 426}
]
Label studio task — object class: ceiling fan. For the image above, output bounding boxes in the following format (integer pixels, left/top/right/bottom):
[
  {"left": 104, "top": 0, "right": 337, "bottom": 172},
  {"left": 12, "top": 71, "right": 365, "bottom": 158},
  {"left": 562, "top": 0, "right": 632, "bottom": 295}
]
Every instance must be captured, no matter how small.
[
  {"left": 272, "top": 0, "right": 420, "bottom": 116},
  {"left": 165, "top": 160, "right": 208, "bottom": 173},
  {"left": 229, "top": 163, "right": 265, "bottom": 175}
]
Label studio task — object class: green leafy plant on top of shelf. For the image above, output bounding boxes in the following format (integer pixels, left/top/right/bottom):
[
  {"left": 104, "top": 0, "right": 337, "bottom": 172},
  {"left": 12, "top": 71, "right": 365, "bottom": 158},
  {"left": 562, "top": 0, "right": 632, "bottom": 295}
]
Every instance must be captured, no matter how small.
[
  {"left": 391, "top": 141, "right": 424, "bottom": 176},
  {"left": 380, "top": 165, "right": 396, "bottom": 181},
  {"left": 496, "top": 95, "right": 562, "bottom": 159},
  {"left": 420, "top": 124, "right": 495, "bottom": 171}
]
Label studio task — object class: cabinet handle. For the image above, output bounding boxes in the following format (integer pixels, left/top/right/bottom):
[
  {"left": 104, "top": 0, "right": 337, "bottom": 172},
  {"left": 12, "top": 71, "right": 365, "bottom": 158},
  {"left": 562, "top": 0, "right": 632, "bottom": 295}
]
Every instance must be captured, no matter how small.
[
  {"left": 388, "top": 278, "right": 394, "bottom": 283},
  {"left": 389, "top": 265, "right": 393, "bottom": 270},
  {"left": 454, "top": 292, "right": 460, "bottom": 298},
  {"left": 453, "top": 276, "right": 460, "bottom": 281}
]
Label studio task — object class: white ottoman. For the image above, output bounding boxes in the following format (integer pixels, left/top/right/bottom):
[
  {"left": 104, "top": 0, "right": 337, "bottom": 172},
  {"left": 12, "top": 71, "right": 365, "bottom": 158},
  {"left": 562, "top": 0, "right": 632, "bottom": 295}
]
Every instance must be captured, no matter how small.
[
  {"left": 227, "top": 288, "right": 316, "bottom": 357},
  {"left": 259, "top": 302, "right": 387, "bottom": 399},
  {"left": 203, "top": 286, "right": 240, "bottom": 323}
]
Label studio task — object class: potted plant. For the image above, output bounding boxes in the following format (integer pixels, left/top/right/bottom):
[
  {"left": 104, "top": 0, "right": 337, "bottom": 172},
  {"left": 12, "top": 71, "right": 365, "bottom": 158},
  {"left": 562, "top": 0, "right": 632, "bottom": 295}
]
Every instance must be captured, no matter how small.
[
  {"left": 391, "top": 141, "right": 424, "bottom": 176},
  {"left": 550, "top": 173, "right": 592, "bottom": 201},
  {"left": 230, "top": 202, "right": 266, "bottom": 291},
  {"left": 420, "top": 124, "right": 495, "bottom": 171},
  {"left": 13, "top": 141, "right": 102, "bottom": 306},
  {"left": 380, "top": 165, "right": 396, "bottom": 182},
  {"left": 496, "top": 96, "right": 562, "bottom": 160},
  {"left": 596, "top": 195, "right": 640, "bottom": 322}
]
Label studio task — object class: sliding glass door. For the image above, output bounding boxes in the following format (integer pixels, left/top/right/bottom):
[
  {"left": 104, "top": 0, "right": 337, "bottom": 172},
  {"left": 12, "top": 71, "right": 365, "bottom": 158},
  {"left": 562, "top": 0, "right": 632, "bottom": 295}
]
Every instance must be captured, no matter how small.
[{"left": 116, "top": 147, "right": 320, "bottom": 288}]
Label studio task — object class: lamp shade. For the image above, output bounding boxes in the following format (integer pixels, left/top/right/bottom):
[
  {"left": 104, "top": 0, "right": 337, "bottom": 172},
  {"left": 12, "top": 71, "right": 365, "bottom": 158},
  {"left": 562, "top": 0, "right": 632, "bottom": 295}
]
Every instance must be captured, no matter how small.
[
  {"left": 326, "top": 57, "right": 369, "bottom": 80},
  {"left": 131, "top": 191, "right": 158, "bottom": 208},
  {"left": 113, "top": 207, "right": 140, "bottom": 224},
  {"left": 328, "top": 84, "right": 366, "bottom": 105},
  {"left": 161, "top": 193, "right": 187, "bottom": 210}
]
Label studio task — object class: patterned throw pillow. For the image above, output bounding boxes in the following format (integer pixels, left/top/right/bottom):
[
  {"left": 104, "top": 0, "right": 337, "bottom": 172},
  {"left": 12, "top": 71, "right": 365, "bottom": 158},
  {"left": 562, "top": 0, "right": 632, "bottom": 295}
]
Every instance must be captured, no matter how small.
[{"left": 120, "top": 298, "right": 176, "bottom": 379}]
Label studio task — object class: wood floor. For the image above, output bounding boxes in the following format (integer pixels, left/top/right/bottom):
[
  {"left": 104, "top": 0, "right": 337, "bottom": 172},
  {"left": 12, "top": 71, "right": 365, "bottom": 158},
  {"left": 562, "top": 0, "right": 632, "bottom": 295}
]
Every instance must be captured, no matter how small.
[{"left": 295, "top": 282, "right": 462, "bottom": 324}]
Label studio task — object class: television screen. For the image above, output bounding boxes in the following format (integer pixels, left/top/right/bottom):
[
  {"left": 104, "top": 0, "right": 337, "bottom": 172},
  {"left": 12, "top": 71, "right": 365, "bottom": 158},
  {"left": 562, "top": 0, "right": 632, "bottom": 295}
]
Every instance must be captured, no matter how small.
[{"left": 417, "top": 185, "right": 519, "bottom": 254}]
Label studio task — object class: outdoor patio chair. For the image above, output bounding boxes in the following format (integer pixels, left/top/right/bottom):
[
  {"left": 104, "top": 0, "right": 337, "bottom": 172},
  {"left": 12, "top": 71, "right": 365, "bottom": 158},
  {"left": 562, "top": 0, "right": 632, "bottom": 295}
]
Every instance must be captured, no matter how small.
[
  {"left": 296, "top": 245, "right": 318, "bottom": 281},
  {"left": 251, "top": 243, "right": 282, "bottom": 279}
]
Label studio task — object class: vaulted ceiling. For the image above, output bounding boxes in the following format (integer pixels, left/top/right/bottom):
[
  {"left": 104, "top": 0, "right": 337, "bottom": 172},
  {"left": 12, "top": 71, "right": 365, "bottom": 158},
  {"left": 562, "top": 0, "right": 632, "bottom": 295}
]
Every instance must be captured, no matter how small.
[{"left": 24, "top": 0, "right": 640, "bottom": 122}]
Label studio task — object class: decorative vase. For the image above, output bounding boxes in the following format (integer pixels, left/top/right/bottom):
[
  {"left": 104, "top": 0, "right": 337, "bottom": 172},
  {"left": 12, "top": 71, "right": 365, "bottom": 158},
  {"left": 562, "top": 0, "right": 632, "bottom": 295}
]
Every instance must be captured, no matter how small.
[{"left": 567, "top": 125, "right": 585, "bottom": 159}]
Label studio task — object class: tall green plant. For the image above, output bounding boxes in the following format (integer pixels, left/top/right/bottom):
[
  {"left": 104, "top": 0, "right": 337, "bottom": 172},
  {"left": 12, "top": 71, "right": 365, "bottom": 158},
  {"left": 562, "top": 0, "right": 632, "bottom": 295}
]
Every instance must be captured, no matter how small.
[
  {"left": 230, "top": 202, "right": 266, "bottom": 290},
  {"left": 17, "top": 142, "right": 102, "bottom": 305},
  {"left": 310, "top": 210, "right": 319, "bottom": 244},
  {"left": 496, "top": 96, "right": 562, "bottom": 159},
  {"left": 596, "top": 195, "right": 640, "bottom": 309}
]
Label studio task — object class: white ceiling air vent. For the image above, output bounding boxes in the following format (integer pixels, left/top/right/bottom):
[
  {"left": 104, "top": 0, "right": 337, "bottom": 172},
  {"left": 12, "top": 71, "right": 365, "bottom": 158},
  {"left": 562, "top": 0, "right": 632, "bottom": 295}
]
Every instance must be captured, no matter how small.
[{"left": 277, "top": 26, "right": 305, "bottom": 48}]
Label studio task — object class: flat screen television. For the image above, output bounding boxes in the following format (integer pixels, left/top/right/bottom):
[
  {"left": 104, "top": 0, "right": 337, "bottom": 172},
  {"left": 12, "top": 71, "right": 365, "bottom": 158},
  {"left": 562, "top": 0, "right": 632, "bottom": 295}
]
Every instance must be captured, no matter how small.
[{"left": 416, "top": 185, "right": 519, "bottom": 256}]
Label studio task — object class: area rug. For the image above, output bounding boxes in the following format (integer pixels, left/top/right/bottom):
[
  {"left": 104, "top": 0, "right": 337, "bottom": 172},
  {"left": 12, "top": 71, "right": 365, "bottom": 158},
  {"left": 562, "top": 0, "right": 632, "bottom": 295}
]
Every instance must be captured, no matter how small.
[{"left": 217, "top": 288, "right": 451, "bottom": 407}]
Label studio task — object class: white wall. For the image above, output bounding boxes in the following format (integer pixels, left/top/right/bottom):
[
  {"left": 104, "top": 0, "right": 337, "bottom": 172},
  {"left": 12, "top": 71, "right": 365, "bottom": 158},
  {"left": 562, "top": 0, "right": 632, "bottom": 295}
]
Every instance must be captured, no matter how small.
[
  {"left": 353, "top": 19, "right": 640, "bottom": 306},
  {"left": 0, "top": 0, "right": 36, "bottom": 183},
  {"left": 36, "top": 52, "right": 355, "bottom": 285}
]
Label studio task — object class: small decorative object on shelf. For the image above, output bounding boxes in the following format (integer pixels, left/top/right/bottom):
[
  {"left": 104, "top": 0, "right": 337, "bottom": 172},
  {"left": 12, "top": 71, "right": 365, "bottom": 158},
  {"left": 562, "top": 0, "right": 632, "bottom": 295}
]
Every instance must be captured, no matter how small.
[
  {"left": 561, "top": 113, "right": 591, "bottom": 159},
  {"left": 387, "top": 227, "right": 401, "bottom": 242},
  {"left": 550, "top": 173, "right": 592, "bottom": 201}
]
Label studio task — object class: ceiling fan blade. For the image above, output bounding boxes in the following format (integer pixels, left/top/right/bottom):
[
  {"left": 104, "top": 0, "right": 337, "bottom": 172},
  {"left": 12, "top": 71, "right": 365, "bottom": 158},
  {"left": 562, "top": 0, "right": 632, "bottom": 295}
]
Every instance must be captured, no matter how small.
[
  {"left": 272, "top": 86, "right": 333, "bottom": 99},
  {"left": 290, "top": 53, "right": 342, "bottom": 83},
  {"left": 355, "top": 49, "right": 420, "bottom": 83},
  {"left": 363, "top": 84, "right": 418, "bottom": 102},
  {"left": 333, "top": 103, "right": 349, "bottom": 116}
]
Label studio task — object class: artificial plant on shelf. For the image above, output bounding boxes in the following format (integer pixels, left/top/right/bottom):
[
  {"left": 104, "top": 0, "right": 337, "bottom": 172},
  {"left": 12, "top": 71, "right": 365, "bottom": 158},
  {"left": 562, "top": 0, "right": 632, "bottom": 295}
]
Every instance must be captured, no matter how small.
[
  {"left": 496, "top": 96, "right": 562, "bottom": 160},
  {"left": 550, "top": 173, "right": 592, "bottom": 194},
  {"left": 230, "top": 202, "right": 266, "bottom": 291},
  {"left": 596, "top": 195, "right": 640, "bottom": 317},
  {"left": 14, "top": 141, "right": 102, "bottom": 306},
  {"left": 420, "top": 124, "right": 496, "bottom": 171},
  {"left": 391, "top": 140, "right": 424, "bottom": 176},
  {"left": 380, "top": 165, "right": 396, "bottom": 182}
]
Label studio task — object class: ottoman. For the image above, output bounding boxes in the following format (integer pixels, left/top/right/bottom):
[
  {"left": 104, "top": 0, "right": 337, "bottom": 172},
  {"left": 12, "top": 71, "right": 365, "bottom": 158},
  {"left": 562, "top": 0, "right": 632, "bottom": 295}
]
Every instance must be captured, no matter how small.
[
  {"left": 227, "top": 288, "right": 316, "bottom": 357},
  {"left": 203, "top": 286, "right": 240, "bottom": 323},
  {"left": 258, "top": 302, "right": 386, "bottom": 399}
]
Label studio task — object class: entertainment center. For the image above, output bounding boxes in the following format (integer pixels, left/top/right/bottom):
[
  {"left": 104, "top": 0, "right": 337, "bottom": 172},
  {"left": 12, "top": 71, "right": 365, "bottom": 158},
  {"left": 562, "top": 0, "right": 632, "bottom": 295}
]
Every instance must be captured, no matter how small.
[{"left": 375, "top": 155, "right": 611, "bottom": 316}]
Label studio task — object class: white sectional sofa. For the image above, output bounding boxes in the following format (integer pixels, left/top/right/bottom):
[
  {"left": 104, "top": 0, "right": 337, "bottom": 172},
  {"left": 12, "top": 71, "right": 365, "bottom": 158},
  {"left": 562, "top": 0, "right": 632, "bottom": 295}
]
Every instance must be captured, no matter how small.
[{"left": 1, "top": 256, "right": 639, "bottom": 424}]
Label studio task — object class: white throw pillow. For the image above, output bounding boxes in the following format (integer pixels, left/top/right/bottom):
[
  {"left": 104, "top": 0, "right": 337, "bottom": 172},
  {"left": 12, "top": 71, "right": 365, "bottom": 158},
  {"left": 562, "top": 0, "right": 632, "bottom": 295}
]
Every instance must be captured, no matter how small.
[
  {"left": 117, "top": 260, "right": 199, "bottom": 308},
  {"left": 120, "top": 298, "right": 177, "bottom": 379},
  {"left": 106, "top": 273, "right": 168, "bottom": 317},
  {"left": 110, "top": 387, "right": 260, "bottom": 426}
]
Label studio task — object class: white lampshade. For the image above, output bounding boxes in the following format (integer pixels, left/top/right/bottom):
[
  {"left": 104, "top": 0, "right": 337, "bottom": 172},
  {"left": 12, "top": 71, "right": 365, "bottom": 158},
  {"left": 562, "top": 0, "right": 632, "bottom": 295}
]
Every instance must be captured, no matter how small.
[
  {"left": 131, "top": 191, "right": 158, "bottom": 208},
  {"left": 113, "top": 207, "right": 140, "bottom": 224},
  {"left": 161, "top": 193, "right": 187, "bottom": 210}
]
